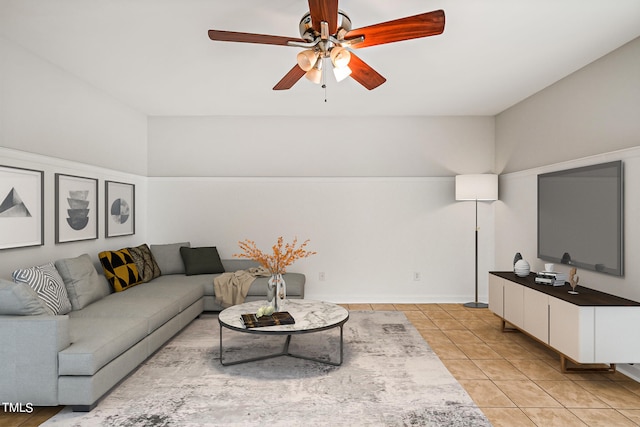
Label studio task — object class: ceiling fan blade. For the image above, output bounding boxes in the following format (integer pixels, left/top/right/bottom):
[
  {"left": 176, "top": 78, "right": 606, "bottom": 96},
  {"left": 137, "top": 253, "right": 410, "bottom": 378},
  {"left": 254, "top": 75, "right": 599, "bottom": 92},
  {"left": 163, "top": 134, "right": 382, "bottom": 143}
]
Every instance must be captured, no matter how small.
[
  {"left": 208, "top": 29, "right": 305, "bottom": 46},
  {"left": 345, "top": 10, "right": 445, "bottom": 49},
  {"left": 348, "top": 53, "right": 386, "bottom": 90},
  {"left": 308, "top": 0, "right": 339, "bottom": 34},
  {"left": 273, "top": 65, "right": 306, "bottom": 90}
]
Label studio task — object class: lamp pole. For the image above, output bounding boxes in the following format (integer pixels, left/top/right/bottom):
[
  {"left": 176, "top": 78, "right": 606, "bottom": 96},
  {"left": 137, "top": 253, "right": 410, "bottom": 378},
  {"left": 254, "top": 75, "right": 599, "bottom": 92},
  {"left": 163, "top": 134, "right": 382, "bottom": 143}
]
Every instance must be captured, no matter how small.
[{"left": 465, "top": 198, "right": 488, "bottom": 308}]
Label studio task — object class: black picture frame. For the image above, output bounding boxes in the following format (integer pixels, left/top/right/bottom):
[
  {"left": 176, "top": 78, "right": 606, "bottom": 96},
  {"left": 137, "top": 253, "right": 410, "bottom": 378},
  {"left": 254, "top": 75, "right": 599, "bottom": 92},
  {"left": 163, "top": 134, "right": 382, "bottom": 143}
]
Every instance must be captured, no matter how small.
[
  {"left": 0, "top": 165, "right": 44, "bottom": 249},
  {"left": 105, "top": 180, "right": 135, "bottom": 237},
  {"left": 55, "top": 173, "right": 99, "bottom": 243}
]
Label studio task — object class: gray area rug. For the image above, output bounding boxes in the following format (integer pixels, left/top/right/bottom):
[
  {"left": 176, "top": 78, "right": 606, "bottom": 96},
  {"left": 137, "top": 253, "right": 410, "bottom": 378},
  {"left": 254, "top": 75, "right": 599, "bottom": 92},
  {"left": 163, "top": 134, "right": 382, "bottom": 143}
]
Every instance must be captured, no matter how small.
[{"left": 44, "top": 311, "right": 491, "bottom": 426}]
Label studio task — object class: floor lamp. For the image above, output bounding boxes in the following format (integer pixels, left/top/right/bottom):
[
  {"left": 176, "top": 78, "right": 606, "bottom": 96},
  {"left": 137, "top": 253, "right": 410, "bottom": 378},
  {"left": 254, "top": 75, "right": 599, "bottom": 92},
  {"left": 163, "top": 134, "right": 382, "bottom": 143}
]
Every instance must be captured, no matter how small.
[{"left": 455, "top": 174, "right": 498, "bottom": 308}]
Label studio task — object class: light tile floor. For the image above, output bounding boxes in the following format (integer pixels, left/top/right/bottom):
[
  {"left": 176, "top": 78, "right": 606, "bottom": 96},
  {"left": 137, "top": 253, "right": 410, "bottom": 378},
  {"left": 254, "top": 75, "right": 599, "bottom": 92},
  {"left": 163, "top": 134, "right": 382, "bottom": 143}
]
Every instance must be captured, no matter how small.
[
  {"left": 6, "top": 303, "right": 640, "bottom": 427},
  {"left": 343, "top": 303, "right": 640, "bottom": 427}
]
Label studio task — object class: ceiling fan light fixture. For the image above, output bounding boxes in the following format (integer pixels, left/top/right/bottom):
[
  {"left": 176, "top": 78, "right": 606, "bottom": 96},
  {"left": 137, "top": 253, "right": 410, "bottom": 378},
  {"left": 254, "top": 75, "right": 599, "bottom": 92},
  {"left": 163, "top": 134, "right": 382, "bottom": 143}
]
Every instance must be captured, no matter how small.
[
  {"left": 333, "top": 65, "right": 352, "bottom": 82},
  {"left": 296, "top": 49, "right": 318, "bottom": 72},
  {"left": 305, "top": 57, "right": 323, "bottom": 84},
  {"left": 330, "top": 46, "right": 351, "bottom": 68}
]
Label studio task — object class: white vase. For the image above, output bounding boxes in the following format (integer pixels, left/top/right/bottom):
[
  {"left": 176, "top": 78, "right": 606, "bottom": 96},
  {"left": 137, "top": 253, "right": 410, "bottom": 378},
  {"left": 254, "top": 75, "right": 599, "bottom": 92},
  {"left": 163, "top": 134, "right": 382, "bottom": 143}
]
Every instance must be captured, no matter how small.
[{"left": 514, "top": 259, "right": 530, "bottom": 277}]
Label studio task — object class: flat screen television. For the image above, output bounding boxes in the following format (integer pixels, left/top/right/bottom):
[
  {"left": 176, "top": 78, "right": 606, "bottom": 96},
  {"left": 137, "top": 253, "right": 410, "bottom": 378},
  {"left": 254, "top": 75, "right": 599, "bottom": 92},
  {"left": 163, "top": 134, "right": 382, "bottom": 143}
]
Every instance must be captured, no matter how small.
[{"left": 537, "top": 161, "right": 624, "bottom": 276}]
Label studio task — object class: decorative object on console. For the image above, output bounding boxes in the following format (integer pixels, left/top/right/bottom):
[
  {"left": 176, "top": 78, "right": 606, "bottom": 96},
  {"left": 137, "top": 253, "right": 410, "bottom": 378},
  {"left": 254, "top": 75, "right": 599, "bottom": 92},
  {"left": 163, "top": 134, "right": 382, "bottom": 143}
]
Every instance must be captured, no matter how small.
[
  {"left": 235, "top": 237, "right": 316, "bottom": 312},
  {"left": 513, "top": 252, "right": 522, "bottom": 266},
  {"left": 535, "top": 271, "right": 567, "bottom": 286},
  {"left": 0, "top": 165, "right": 44, "bottom": 250},
  {"left": 514, "top": 259, "right": 530, "bottom": 277},
  {"left": 55, "top": 173, "right": 98, "bottom": 243},
  {"left": 569, "top": 267, "right": 580, "bottom": 294},
  {"left": 455, "top": 174, "right": 498, "bottom": 308},
  {"left": 105, "top": 181, "right": 135, "bottom": 238}
]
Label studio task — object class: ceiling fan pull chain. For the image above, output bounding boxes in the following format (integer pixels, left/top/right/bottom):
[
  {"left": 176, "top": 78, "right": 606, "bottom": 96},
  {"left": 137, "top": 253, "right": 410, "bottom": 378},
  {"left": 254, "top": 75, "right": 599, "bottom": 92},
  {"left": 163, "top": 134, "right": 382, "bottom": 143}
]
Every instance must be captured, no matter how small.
[{"left": 322, "top": 58, "right": 327, "bottom": 102}]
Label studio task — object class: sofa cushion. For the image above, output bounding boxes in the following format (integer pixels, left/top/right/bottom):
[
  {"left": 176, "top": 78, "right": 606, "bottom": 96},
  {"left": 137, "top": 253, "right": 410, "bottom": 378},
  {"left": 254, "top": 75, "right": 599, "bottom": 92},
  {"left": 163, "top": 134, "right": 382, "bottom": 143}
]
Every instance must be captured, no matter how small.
[
  {"left": 116, "top": 274, "right": 204, "bottom": 311},
  {"left": 69, "top": 290, "right": 182, "bottom": 334},
  {"left": 59, "top": 317, "right": 149, "bottom": 376},
  {"left": 0, "top": 278, "right": 52, "bottom": 315},
  {"left": 98, "top": 249, "right": 142, "bottom": 292},
  {"left": 55, "top": 254, "right": 111, "bottom": 310},
  {"left": 180, "top": 246, "right": 225, "bottom": 276},
  {"left": 150, "top": 242, "right": 190, "bottom": 275},
  {"left": 128, "top": 244, "right": 161, "bottom": 282},
  {"left": 12, "top": 262, "right": 72, "bottom": 315}
]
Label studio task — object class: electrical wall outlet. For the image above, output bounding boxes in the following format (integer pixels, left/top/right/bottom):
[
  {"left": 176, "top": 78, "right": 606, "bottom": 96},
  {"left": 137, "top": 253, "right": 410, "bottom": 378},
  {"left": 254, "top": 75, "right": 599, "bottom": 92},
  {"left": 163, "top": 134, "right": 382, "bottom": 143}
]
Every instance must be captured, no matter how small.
[{"left": 413, "top": 272, "right": 421, "bottom": 281}]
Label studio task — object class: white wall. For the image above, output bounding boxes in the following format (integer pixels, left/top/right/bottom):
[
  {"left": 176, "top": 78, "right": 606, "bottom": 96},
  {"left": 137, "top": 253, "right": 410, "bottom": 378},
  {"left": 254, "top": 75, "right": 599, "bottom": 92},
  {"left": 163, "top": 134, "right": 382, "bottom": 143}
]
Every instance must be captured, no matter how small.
[
  {"left": 146, "top": 115, "right": 496, "bottom": 303},
  {"left": 0, "top": 36, "right": 148, "bottom": 175},
  {"left": 148, "top": 116, "right": 495, "bottom": 177},
  {"left": 0, "top": 147, "right": 148, "bottom": 279},
  {"left": 496, "top": 37, "right": 640, "bottom": 174},
  {"left": 147, "top": 177, "right": 496, "bottom": 304}
]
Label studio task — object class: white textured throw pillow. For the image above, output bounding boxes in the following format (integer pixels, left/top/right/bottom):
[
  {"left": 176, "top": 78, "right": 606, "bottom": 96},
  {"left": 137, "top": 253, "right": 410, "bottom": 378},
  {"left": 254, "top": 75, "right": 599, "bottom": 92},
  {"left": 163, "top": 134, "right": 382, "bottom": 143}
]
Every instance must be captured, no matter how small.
[{"left": 12, "top": 262, "right": 72, "bottom": 315}]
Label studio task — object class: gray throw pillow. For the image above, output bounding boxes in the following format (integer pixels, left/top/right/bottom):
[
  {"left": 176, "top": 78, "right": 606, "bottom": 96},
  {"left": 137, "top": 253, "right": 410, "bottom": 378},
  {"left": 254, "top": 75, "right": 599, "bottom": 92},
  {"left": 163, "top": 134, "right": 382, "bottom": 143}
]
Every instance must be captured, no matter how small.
[
  {"left": 180, "top": 246, "right": 225, "bottom": 276},
  {"left": 55, "top": 254, "right": 111, "bottom": 310},
  {"left": 0, "top": 279, "right": 52, "bottom": 316},
  {"left": 12, "top": 262, "right": 72, "bottom": 315},
  {"left": 150, "top": 242, "right": 190, "bottom": 275}
]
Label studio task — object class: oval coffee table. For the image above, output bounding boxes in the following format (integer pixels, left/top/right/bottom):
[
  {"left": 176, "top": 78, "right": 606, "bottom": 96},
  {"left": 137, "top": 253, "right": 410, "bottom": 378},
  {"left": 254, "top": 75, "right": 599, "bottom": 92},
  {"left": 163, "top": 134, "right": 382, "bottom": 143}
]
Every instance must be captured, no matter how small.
[{"left": 218, "top": 299, "right": 349, "bottom": 366}]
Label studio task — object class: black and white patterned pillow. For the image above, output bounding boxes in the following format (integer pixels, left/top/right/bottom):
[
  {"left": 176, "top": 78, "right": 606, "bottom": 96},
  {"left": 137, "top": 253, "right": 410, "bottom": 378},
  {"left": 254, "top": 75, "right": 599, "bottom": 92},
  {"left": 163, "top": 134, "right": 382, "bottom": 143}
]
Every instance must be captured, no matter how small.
[{"left": 12, "top": 262, "right": 72, "bottom": 315}]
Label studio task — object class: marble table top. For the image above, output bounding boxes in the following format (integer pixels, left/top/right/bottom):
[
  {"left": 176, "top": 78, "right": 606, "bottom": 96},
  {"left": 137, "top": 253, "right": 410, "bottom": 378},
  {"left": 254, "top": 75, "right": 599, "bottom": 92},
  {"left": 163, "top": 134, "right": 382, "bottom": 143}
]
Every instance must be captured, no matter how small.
[{"left": 218, "top": 299, "right": 349, "bottom": 333}]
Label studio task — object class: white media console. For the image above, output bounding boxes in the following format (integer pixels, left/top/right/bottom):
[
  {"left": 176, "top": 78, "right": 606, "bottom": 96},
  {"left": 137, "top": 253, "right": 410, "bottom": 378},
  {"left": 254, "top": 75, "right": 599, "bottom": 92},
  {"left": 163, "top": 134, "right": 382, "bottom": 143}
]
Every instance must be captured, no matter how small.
[{"left": 489, "top": 272, "right": 640, "bottom": 373}]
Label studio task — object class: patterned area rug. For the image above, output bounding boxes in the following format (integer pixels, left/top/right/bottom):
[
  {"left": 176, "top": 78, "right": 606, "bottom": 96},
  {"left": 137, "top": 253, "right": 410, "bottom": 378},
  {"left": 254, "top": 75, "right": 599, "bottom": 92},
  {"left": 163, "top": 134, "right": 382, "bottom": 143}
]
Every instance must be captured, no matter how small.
[{"left": 44, "top": 311, "right": 491, "bottom": 426}]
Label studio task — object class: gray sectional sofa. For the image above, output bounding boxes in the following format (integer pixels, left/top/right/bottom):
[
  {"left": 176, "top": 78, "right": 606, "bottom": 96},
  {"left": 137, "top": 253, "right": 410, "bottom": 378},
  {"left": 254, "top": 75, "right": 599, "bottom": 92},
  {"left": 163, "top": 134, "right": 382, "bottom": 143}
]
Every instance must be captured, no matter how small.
[{"left": 0, "top": 244, "right": 305, "bottom": 411}]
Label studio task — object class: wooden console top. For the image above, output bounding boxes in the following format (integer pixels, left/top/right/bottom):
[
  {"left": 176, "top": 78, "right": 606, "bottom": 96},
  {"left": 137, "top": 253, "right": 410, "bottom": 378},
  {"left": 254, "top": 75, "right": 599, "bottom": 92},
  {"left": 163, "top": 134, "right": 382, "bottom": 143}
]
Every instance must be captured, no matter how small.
[{"left": 490, "top": 272, "right": 640, "bottom": 307}]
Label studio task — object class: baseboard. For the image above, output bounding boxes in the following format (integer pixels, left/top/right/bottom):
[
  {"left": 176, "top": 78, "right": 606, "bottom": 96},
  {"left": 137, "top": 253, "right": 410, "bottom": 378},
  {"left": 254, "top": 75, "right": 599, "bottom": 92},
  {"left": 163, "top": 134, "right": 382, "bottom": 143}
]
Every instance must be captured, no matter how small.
[{"left": 617, "top": 364, "right": 640, "bottom": 382}]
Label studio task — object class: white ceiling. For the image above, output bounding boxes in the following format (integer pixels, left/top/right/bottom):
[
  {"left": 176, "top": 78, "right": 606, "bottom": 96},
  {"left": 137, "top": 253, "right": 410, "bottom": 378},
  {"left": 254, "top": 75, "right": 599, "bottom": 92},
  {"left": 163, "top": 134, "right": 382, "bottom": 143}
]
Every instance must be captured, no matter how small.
[{"left": 2, "top": 0, "right": 639, "bottom": 117}]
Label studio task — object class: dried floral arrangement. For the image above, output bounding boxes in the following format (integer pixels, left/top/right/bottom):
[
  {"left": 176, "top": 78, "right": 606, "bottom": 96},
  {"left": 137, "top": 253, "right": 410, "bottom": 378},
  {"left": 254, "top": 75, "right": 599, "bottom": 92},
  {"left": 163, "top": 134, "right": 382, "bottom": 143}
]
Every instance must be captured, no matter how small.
[{"left": 235, "top": 236, "right": 316, "bottom": 274}]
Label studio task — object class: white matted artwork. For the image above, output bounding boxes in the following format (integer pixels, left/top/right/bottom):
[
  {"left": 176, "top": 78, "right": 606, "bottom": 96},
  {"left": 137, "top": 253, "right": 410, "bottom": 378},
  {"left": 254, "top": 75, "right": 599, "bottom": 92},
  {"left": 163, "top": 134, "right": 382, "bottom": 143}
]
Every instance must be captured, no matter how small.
[
  {"left": 55, "top": 173, "right": 98, "bottom": 243},
  {"left": 0, "top": 165, "right": 44, "bottom": 249},
  {"left": 105, "top": 180, "right": 135, "bottom": 237}
]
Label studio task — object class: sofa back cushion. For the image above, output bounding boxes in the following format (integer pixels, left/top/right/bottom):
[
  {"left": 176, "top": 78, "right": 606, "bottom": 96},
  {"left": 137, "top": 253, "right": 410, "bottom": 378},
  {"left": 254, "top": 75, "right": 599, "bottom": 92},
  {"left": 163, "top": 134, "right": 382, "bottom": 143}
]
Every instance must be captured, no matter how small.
[
  {"left": 150, "top": 242, "right": 190, "bottom": 275},
  {"left": 55, "top": 253, "right": 111, "bottom": 310},
  {"left": 0, "top": 278, "right": 52, "bottom": 315},
  {"left": 12, "top": 262, "right": 72, "bottom": 314},
  {"left": 98, "top": 249, "right": 142, "bottom": 292}
]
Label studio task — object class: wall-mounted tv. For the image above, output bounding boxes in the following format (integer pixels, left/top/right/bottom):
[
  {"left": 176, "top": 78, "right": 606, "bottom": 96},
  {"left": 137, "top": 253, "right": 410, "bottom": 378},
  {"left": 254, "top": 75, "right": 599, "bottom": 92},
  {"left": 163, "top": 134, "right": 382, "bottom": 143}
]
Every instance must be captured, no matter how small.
[{"left": 538, "top": 160, "right": 624, "bottom": 276}]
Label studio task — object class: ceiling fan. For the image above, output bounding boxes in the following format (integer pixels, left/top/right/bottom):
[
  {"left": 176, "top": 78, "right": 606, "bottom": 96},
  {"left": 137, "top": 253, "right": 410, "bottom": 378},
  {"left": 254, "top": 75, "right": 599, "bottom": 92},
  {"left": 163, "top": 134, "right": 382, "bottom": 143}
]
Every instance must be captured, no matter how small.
[{"left": 208, "top": 1, "right": 445, "bottom": 91}]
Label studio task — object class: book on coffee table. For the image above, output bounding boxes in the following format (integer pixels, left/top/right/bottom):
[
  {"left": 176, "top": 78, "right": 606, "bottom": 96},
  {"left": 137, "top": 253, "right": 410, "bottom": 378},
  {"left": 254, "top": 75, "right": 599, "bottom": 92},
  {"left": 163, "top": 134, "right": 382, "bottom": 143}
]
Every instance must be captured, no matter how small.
[{"left": 241, "top": 311, "right": 295, "bottom": 328}]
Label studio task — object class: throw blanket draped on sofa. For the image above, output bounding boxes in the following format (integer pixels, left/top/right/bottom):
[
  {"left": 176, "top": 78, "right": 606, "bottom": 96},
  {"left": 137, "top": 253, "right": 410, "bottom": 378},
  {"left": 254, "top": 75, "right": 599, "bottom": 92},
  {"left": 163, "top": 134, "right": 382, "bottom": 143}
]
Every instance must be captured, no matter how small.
[{"left": 214, "top": 267, "right": 270, "bottom": 308}]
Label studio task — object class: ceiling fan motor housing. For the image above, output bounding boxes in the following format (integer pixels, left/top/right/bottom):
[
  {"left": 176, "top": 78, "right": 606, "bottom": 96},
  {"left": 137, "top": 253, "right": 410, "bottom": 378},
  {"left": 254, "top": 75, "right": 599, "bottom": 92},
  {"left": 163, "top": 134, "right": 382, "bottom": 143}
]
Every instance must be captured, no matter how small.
[{"left": 299, "top": 10, "right": 352, "bottom": 45}]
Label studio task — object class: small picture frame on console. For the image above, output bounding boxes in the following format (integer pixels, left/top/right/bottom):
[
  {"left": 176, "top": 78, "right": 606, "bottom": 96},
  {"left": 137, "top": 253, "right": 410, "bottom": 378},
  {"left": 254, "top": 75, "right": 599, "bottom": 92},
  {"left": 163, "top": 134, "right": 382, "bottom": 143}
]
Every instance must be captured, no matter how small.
[
  {"left": 0, "top": 164, "right": 44, "bottom": 249},
  {"left": 105, "top": 180, "right": 135, "bottom": 238}
]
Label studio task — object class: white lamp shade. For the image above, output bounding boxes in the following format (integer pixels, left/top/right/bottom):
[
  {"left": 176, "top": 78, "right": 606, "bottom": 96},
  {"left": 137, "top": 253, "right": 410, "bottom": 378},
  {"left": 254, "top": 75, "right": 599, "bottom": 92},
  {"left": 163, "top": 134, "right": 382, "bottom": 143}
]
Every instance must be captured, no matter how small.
[{"left": 455, "top": 174, "right": 498, "bottom": 201}]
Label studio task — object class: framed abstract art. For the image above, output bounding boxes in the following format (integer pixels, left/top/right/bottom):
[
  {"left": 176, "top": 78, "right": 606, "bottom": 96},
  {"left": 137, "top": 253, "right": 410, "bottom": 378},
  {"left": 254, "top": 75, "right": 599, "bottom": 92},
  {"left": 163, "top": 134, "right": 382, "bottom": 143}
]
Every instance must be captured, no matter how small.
[
  {"left": 55, "top": 173, "right": 98, "bottom": 243},
  {"left": 105, "top": 180, "right": 135, "bottom": 237},
  {"left": 0, "top": 165, "right": 44, "bottom": 249}
]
